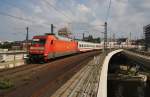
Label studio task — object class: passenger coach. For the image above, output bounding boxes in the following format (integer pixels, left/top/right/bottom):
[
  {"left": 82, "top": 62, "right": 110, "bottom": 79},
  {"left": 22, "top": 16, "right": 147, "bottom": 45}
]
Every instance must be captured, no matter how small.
[{"left": 78, "top": 41, "right": 102, "bottom": 52}]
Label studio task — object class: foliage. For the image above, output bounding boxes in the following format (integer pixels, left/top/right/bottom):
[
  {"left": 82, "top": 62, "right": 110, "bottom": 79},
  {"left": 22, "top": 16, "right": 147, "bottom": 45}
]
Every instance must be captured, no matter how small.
[
  {"left": 83, "top": 35, "right": 101, "bottom": 43},
  {"left": 0, "top": 42, "right": 12, "bottom": 49},
  {"left": 0, "top": 79, "right": 14, "bottom": 89}
]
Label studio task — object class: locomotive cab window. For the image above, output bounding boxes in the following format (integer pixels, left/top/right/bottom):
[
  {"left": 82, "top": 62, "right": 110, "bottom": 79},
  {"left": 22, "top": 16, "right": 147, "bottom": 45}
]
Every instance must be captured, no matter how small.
[{"left": 32, "top": 38, "right": 46, "bottom": 45}]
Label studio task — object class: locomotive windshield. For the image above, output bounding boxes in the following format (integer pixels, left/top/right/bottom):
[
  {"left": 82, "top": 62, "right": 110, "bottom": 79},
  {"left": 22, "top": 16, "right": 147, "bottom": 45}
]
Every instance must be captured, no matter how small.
[{"left": 32, "top": 38, "right": 46, "bottom": 45}]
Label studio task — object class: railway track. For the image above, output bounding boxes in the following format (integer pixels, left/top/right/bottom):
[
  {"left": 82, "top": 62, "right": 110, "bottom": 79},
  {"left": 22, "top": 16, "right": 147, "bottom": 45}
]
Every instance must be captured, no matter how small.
[
  {"left": 51, "top": 54, "right": 105, "bottom": 97},
  {"left": 0, "top": 51, "right": 101, "bottom": 97},
  {"left": 128, "top": 49, "right": 150, "bottom": 56},
  {"left": 0, "top": 54, "right": 76, "bottom": 76},
  {"left": 0, "top": 64, "right": 37, "bottom": 77},
  {"left": 0, "top": 53, "right": 87, "bottom": 80}
]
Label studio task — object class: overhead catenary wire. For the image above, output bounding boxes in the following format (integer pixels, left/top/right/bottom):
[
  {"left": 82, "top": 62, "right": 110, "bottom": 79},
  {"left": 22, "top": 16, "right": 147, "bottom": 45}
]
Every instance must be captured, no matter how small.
[
  {"left": 0, "top": 0, "right": 53, "bottom": 28},
  {"left": 0, "top": 11, "right": 52, "bottom": 29},
  {"left": 0, "top": 11, "right": 34, "bottom": 23},
  {"left": 59, "top": 0, "right": 75, "bottom": 15},
  {"left": 105, "top": 0, "right": 112, "bottom": 22},
  {"left": 69, "top": 23, "right": 104, "bottom": 32},
  {"left": 1, "top": 0, "right": 64, "bottom": 30},
  {"left": 43, "top": 0, "right": 73, "bottom": 22},
  {"left": 0, "top": 0, "right": 106, "bottom": 34},
  {"left": 58, "top": 0, "right": 105, "bottom": 34},
  {"left": 1, "top": 0, "right": 25, "bottom": 11},
  {"left": 39, "top": 0, "right": 104, "bottom": 33},
  {"left": 2, "top": 0, "right": 74, "bottom": 29}
]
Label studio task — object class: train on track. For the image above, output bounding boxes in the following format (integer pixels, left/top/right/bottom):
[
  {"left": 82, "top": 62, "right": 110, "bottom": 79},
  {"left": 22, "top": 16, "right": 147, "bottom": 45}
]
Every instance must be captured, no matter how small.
[{"left": 28, "top": 34, "right": 102, "bottom": 62}]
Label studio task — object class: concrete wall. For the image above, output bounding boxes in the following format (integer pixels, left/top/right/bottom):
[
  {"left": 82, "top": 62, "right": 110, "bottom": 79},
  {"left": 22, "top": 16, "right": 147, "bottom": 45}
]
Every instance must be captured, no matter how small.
[
  {"left": 97, "top": 49, "right": 123, "bottom": 97},
  {"left": 0, "top": 52, "right": 26, "bottom": 69}
]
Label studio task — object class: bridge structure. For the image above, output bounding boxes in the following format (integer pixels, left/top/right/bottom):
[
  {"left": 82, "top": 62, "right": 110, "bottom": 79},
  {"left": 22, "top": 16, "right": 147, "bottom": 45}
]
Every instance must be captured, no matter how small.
[
  {"left": 97, "top": 49, "right": 150, "bottom": 97},
  {"left": 97, "top": 49, "right": 123, "bottom": 97},
  {"left": 50, "top": 49, "right": 150, "bottom": 97}
]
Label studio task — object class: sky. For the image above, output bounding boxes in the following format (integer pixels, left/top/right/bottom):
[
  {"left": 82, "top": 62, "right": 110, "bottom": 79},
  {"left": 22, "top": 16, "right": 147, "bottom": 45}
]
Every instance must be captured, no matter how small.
[{"left": 0, "top": 0, "right": 150, "bottom": 41}]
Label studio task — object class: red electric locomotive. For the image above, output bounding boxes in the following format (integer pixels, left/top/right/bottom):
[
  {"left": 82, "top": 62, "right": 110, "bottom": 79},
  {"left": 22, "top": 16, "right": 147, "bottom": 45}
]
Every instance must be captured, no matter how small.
[{"left": 29, "top": 34, "right": 78, "bottom": 62}]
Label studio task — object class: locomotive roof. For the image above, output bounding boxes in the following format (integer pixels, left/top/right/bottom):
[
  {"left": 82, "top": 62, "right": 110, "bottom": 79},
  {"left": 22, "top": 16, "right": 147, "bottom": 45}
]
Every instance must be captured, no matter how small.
[
  {"left": 33, "top": 35, "right": 47, "bottom": 39},
  {"left": 33, "top": 34, "right": 75, "bottom": 42}
]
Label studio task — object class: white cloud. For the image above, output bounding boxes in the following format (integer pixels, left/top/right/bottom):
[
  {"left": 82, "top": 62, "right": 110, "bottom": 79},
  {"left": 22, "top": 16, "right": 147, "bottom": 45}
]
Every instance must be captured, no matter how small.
[
  {"left": 0, "top": 0, "right": 150, "bottom": 40},
  {"left": 34, "top": 6, "right": 42, "bottom": 13},
  {"left": 142, "top": 0, "right": 150, "bottom": 8},
  {"left": 77, "top": 4, "right": 91, "bottom": 13}
]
